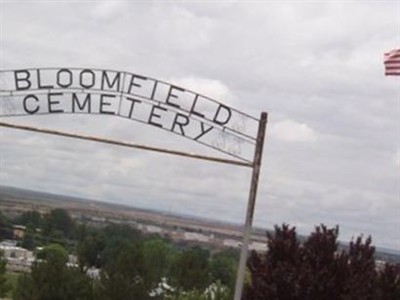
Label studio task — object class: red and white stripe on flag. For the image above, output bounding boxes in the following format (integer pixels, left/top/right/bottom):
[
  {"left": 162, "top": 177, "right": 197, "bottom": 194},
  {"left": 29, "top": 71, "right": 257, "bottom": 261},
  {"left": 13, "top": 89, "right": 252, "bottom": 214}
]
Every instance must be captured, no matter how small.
[{"left": 384, "top": 49, "right": 400, "bottom": 76}]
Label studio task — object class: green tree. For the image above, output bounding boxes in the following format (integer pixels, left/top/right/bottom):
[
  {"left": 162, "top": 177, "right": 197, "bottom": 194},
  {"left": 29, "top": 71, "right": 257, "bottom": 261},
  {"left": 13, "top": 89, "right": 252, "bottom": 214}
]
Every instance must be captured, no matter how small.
[
  {"left": 0, "top": 250, "right": 11, "bottom": 297},
  {"left": 75, "top": 223, "right": 89, "bottom": 243},
  {"left": 94, "top": 241, "right": 147, "bottom": 300},
  {"left": 77, "top": 233, "right": 104, "bottom": 270},
  {"left": 98, "top": 224, "right": 143, "bottom": 267},
  {"left": 14, "top": 210, "right": 42, "bottom": 229},
  {"left": 42, "top": 208, "right": 74, "bottom": 238},
  {"left": 210, "top": 251, "right": 237, "bottom": 289},
  {"left": 13, "top": 273, "right": 34, "bottom": 300},
  {"left": 102, "top": 223, "right": 143, "bottom": 243},
  {"left": 77, "top": 224, "right": 143, "bottom": 272},
  {"left": 171, "top": 246, "right": 211, "bottom": 291},
  {"left": 142, "top": 238, "right": 175, "bottom": 290},
  {"left": 20, "top": 227, "right": 37, "bottom": 250},
  {"left": 36, "top": 243, "right": 69, "bottom": 262},
  {"left": 166, "top": 282, "right": 231, "bottom": 300},
  {"left": 0, "top": 210, "right": 12, "bottom": 240},
  {"left": 13, "top": 244, "right": 93, "bottom": 300}
]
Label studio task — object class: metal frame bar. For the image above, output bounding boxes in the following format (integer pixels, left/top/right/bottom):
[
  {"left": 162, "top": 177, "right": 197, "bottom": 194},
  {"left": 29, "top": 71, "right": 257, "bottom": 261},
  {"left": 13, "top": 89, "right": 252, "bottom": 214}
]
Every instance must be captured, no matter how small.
[
  {"left": 0, "top": 121, "right": 253, "bottom": 168},
  {"left": 0, "top": 113, "right": 268, "bottom": 300},
  {"left": 0, "top": 112, "right": 255, "bottom": 163},
  {"left": 0, "top": 112, "right": 268, "bottom": 300}
]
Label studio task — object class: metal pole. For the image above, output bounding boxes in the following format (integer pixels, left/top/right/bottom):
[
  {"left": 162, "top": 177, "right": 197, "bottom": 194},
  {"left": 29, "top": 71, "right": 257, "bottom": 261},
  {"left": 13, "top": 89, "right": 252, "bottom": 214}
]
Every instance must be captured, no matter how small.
[{"left": 233, "top": 112, "right": 268, "bottom": 300}]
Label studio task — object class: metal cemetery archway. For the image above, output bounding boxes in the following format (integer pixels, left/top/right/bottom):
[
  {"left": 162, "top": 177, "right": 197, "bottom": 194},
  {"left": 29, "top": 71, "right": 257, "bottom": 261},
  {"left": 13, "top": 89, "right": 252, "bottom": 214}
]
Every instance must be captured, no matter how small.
[{"left": 0, "top": 68, "right": 267, "bottom": 299}]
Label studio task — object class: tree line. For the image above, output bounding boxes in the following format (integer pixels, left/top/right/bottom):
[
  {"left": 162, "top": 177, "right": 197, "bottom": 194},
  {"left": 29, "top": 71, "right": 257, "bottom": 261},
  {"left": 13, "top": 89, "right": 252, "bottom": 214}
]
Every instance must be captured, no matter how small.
[
  {"left": 0, "top": 209, "right": 237, "bottom": 299},
  {"left": 1, "top": 209, "right": 399, "bottom": 299}
]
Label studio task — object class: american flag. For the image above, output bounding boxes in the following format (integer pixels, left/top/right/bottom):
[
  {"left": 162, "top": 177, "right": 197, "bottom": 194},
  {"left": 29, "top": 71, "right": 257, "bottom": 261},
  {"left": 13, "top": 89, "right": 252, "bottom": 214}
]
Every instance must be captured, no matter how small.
[{"left": 384, "top": 49, "right": 400, "bottom": 76}]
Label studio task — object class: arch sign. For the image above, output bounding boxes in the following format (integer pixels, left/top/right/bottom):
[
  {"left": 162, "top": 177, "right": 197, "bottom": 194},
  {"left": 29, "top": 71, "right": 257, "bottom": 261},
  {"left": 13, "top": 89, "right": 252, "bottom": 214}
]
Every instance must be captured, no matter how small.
[
  {"left": 0, "top": 68, "right": 261, "bottom": 163},
  {"left": 0, "top": 68, "right": 268, "bottom": 300}
]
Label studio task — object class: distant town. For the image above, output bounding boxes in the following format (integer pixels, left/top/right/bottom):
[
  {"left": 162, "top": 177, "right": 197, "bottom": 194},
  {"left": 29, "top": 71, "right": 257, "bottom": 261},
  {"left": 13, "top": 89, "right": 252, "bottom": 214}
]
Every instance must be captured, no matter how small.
[
  {"left": 0, "top": 185, "right": 269, "bottom": 252},
  {"left": 1, "top": 185, "right": 399, "bottom": 300},
  {"left": 1, "top": 185, "right": 399, "bottom": 263}
]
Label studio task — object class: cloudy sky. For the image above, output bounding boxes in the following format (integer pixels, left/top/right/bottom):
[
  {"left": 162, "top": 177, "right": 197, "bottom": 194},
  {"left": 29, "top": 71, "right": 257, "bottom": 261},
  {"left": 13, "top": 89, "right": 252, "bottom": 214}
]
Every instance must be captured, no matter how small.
[{"left": 0, "top": 0, "right": 399, "bottom": 250}]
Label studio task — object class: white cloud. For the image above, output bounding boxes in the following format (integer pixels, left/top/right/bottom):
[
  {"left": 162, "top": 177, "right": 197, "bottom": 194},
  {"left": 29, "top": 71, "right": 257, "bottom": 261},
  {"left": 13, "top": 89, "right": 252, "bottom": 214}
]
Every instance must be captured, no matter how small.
[
  {"left": 395, "top": 150, "right": 400, "bottom": 167},
  {"left": 269, "top": 119, "right": 318, "bottom": 142},
  {"left": 168, "top": 76, "right": 235, "bottom": 104},
  {"left": 92, "top": 1, "right": 125, "bottom": 20},
  {"left": 0, "top": 1, "right": 399, "bottom": 249}
]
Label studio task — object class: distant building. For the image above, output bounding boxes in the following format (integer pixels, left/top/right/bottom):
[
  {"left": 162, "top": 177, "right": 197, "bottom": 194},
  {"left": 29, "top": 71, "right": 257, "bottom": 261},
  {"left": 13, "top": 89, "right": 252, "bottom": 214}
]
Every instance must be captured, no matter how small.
[
  {"left": 86, "top": 267, "right": 101, "bottom": 279},
  {"left": 249, "top": 241, "right": 267, "bottom": 252},
  {"left": 0, "top": 244, "right": 33, "bottom": 260},
  {"left": 0, "top": 244, "right": 34, "bottom": 272},
  {"left": 184, "top": 232, "right": 211, "bottom": 243},
  {"left": 149, "top": 278, "right": 174, "bottom": 297},
  {"left": 68, "top": 254, "right": 78, "bottom": 265},
  {"left": 375, "top": 259, "right": 386, "bottom": 272},
  {"left": 0, "top": 240, "right": 17, "bottom": 247},
  {"left": 13, "top": 225, "right": 26, "bottom": 239},
  {"left": 223, "top": 239, "right": 241, "bottom": 248},
  {"left": 143, "top": 225, "right": 163, "bottom": 233}
]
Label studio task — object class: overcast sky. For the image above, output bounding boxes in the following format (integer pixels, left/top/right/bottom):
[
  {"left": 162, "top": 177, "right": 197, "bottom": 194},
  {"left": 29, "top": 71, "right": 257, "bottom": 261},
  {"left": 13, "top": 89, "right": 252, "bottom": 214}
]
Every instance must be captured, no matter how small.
[{"left": 0, "top": 0, "right": 399, "bottom": 250}]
